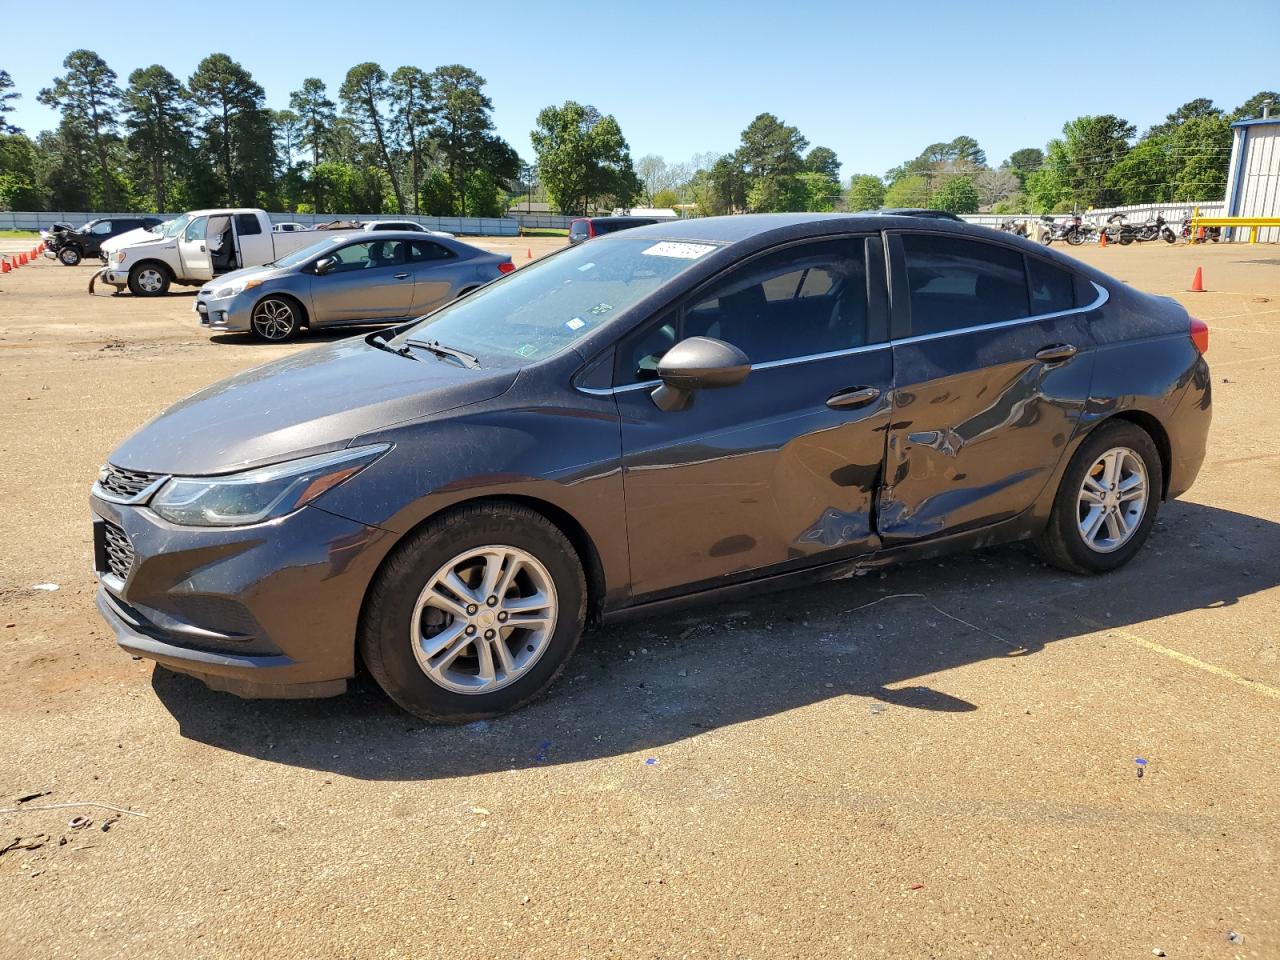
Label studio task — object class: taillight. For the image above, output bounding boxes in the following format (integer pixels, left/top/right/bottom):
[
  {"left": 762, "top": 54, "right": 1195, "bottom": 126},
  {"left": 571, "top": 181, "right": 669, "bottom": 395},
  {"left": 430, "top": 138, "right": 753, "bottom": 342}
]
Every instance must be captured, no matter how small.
[
  {"left": 587, "top": 220, "right": 595, "bottom": 238},
  {"left": 498, "top": 260, "right": 514, "bottom": 274},
  {"left": 1190, "top": 316, "right": 1209, "bottom": 355}
]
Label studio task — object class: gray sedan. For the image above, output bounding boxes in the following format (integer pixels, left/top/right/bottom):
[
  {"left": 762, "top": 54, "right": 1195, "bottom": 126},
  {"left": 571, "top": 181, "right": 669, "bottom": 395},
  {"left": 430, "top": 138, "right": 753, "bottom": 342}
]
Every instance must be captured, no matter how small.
[{"left": 195, "top": 231, "right": 514, "bottom": 342}]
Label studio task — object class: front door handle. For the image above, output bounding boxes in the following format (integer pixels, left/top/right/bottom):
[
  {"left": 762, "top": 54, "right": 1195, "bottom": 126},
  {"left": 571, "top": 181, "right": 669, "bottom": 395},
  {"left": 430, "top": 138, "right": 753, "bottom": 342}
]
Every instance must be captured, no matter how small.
[
  {"left": 827, "top": 386, "right": 881, "bottom": 409},
  {"left": 393, "top": 272, "right": 410, "bottom": 280},
  {"left": 1035, "top": 343, "right": 1077, "bottom": 363}
]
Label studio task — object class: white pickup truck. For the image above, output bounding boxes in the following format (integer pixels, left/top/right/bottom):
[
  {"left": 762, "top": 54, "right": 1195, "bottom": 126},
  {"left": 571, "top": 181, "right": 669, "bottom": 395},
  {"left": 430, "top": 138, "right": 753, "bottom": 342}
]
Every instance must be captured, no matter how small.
[{"left": 96, "top": 208, "right": 357, "bottom": 297}]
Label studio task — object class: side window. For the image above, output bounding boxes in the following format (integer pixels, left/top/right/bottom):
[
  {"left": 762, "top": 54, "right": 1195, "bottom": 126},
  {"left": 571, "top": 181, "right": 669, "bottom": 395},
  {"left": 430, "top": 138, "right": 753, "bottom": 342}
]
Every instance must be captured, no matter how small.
[
  {"left": 326, "top": 240, "right": 406, "bottom": 273},
  {"left": 902, "top": 234, "right": 1029, "bottom": 336},
  {"left": 234, "top": 213, "right": 262, "bottom": 236},
  {"left": 90, "top": 221, "right": 113, "bottom": 235},
  {"left": 183, "top": 216, "right": 207, "bottom": 242},
  {"left": 615, "top": 238, "right": 870, "bottom": 384},
  {"left": 1027, "top": 257, "right": 1076, "bottom": 314},
  {"left": 408, "top": 240, "right": 454, "bottom": 262}
]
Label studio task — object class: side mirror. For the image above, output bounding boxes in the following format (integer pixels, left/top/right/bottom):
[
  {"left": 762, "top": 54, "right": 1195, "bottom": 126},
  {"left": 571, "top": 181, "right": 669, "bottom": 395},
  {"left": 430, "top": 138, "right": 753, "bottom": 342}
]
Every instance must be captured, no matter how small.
[
  {"left": 314, "top": 256, "right": 337, "bottom": 275},
  {"left": 651, "top": 336, "right": 750, "bottom": 412}
]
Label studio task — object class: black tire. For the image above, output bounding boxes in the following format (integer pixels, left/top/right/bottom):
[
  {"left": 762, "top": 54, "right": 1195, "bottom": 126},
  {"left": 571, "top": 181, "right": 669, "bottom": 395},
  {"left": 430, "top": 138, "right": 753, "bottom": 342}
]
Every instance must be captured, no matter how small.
[
  {"left": 249, "top": 296, "right": 302, "bottom": 342},
  {"left": 127, "top": 262, "right": 171, "bottom": 296},
  {"left": 360, "top": 502, "right": 587, "bottom": 722},
  {"left": 58, "top": 246, "right": 82, "bottom": 266},
  {"left": 1066, "top": 231, "right": 1085, "bottom": 246},
  {"left": 1118, "top": 233, "right": 1134, "bottom": 245},
  {"left": 1033, "top": 420, "right": 1163, "bottom": 575},
  {"left": 1162, "top": 228, "right": 1176, "bottom": 244}
]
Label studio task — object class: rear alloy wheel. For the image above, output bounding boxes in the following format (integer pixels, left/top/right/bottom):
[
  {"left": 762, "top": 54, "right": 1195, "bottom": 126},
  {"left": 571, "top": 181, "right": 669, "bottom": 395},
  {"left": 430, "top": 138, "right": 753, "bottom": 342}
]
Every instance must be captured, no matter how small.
[
  {"left": 1034, "top": 421, "right": 1162, "bottom": 574},
  {"left": 360, "top": 503, "right": 586, "bottom": 722},
  {"left": 58, "top": 246, "right": 82, "bottom": 266},
  {"left": 128, "top": 263, "right": 170, "bottom": 296},
  {"left": 250, "top": 297, "right": 300, "bottom": 342}
]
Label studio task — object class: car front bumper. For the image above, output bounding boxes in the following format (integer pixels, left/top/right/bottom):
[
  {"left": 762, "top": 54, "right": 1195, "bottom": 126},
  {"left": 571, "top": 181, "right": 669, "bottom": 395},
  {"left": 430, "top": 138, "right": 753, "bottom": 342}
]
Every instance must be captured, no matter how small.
[
  {"left": 194, "top": 291, "right": 254, "bottom": 332},
  {"left": 90, "top": 492, "right": 395, "bottom": 699}
]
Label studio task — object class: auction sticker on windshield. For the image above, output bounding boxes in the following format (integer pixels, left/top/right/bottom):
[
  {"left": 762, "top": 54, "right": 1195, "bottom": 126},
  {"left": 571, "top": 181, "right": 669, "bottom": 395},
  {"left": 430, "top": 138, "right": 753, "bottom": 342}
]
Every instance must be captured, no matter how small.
[{"left": 641, "top": 242, "right": 717, "bottom": 259}]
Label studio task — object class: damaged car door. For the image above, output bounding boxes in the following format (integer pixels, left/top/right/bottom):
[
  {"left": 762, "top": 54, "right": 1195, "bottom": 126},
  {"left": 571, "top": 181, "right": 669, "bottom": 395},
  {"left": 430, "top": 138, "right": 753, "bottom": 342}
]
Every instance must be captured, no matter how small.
[
  {"left": 615, "top": 236, "right": 893, "bottom": 598},
  {"left": 879, "top": 231, "right": 1097, "bottom": 542}
]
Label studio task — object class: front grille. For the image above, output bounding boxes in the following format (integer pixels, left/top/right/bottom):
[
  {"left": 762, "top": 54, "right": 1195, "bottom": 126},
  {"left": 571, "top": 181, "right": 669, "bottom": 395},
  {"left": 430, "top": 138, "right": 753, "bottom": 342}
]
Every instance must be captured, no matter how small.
[
  {"left": 99, "top": 464, "right": 162, "bottom": 500},
  {"left": 102, "top": 520, "right": 135, "bottom": 581}
]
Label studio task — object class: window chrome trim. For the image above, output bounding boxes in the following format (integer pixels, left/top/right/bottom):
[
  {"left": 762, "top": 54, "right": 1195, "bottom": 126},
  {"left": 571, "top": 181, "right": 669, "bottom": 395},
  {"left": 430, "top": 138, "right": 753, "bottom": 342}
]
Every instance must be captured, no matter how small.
[
  {"left": 891, "top": 281, "right": 1108, "bottom": 347},
  {"left": 578, "top": 281, "right": 1108, "bottom": 397},
  {"left": 578, "top": 340, "right": 893, "bottom": 396}
]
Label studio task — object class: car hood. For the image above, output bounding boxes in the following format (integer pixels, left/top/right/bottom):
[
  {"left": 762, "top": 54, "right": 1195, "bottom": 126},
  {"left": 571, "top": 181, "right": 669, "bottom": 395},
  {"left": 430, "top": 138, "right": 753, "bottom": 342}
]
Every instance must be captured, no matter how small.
[
  {"left": 108, "top": 336, "right": 518, "bottom": 475},
  {"left": 198, "top": 264, "right": 286, "bottom": 293},
  {"left": 104, "top": 231, "right": 166, "bottom": 255}
]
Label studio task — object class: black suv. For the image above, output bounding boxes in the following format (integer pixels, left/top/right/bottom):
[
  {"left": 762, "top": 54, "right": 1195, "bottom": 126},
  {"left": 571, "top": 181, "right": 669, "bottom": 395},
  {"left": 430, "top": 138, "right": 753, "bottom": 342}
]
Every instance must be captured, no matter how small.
[
  {"left": 568, "top": 216, "right": 664, "bottom": 245},
  {"left": 44, "top": 216, "right": 165, "bottom": 266}
]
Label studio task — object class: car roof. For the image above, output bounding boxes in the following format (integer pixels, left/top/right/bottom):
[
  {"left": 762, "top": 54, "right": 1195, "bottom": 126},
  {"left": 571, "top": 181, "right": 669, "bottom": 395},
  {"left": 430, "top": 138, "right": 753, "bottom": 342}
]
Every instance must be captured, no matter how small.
[{"left": 615, "top": 212, "right": 973, "bottom": 244}]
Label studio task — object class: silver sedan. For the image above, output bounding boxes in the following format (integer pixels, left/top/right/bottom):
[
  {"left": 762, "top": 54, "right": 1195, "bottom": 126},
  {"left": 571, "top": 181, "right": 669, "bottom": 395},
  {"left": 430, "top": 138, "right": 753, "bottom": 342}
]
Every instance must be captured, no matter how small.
[{"left": 195, "top": 231, "right": 515, "bottom": 342}]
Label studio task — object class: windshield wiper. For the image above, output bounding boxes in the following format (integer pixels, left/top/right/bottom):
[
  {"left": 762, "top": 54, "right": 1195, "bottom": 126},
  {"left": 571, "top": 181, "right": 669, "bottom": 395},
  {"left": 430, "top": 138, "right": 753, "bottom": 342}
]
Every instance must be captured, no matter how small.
[
  {"left": 405, "top": 339, "right": 481, "bottom": 369},
  {"left": 368, "top": 330, "right": 420, "bottom": 361}
]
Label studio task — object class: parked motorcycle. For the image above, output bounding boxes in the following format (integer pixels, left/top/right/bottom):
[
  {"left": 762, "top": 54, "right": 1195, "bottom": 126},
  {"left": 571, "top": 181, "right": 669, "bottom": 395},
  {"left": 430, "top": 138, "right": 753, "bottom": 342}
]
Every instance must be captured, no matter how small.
[
  {"left": 1102, "top": 213, "right": 1135, "bottom": 245},
  {"left": 1047, "top": 215, "right": 1091, "bottom": 246},
  {"left": 1181, "top": 217, "right": 1221, "bottom": 243},
  {"left": 999, "top": 219, "right": 1029, "bottom": 238},
  {"left": 1135, "top": 214, "right": 1177, "bottom": 244}
]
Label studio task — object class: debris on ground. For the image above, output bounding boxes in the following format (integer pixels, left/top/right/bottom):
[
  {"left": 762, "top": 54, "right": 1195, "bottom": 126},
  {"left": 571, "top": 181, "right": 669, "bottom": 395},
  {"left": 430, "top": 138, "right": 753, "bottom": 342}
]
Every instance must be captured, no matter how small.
[
  {"left": 14, "top": 791, "right": 51, "bottom": 804},
  {"left": 1135, "top": 757, "right": 1148, "bottom": 779},
  {"left": 1151, "top": 949, "right": 1166, "bottom": 957},
  {"left": 469, "top": 807, "right": 491, "bottom": 816},
  {"left": 870, "top": 704, "right": 886, "bottom": 715},
  {"left": 0, "top": 834, "right": 50, "bottom": 857},
  {"left": 909, "top": 883, "right": 924, "bottom": 890},
  {"left": 30, "top": 583, "right": 59, "bottom": 592},
  {"left": 645, "top": 758, "right": 658, "bottom": 766},
  {"left": 67, "top": 815, "right": 92, "bottom": 830},
  {"left": 1226, "top": 931, "right": 1244, "bottom": 945}
]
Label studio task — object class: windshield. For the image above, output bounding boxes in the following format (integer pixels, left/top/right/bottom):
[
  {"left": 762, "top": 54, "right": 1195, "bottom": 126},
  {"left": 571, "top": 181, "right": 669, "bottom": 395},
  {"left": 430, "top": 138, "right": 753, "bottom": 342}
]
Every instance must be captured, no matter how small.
[
  {"left": 149, "top": 219, "right": 175, "bottom": 236},
  {"left": 162, "top": 214, "right": 194, "bottom": 239},
  {"left": 273, "top": 235, "right": 351, "bottom": 269},
  {"left": 389, "top": 236, "right": 719, "bottom": 367}
]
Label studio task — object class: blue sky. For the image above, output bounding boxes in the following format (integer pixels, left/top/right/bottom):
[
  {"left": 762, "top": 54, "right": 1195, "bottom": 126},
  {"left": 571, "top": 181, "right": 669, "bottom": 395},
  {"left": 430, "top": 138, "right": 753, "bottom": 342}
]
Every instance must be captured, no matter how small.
[{"left": 5, "top": 0, "right": 1277, "bottom": 179}]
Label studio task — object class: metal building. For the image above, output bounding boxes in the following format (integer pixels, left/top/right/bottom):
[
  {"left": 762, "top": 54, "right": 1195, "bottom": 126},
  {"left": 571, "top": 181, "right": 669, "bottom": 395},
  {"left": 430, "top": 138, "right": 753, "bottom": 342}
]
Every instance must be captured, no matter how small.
[{"left": 1223, "top": 115, "right": 1280, "bottom": 242}]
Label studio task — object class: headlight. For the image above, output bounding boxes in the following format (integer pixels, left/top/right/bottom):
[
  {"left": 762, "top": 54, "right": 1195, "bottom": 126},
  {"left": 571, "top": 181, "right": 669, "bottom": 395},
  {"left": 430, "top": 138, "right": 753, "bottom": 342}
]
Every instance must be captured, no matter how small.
[
  {"left": 213, "top": 277, "right": 263, "bottom": 299},
  {"left": 113, "top": 250, "right": 127, "bottom": 263},
  {"left": 149, "top": 444, "right": 390, "bottom": 527}
]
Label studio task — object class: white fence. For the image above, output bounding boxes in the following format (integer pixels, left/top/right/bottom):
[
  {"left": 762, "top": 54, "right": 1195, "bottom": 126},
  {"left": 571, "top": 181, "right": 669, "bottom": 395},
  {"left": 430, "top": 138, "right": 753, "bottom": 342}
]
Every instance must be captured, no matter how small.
[
  {"left": 960, "top": 200, "right": 1227, "bottom": 229},
  {"left": 0, "top": 210, "right": 580, "bottom": 236}
]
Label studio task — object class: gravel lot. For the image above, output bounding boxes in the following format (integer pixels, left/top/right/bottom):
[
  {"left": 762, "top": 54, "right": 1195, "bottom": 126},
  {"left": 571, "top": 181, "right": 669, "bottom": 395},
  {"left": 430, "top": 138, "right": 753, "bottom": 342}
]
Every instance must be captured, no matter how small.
[{"left": 1, "top": 235, "right": 1277, "bottom": 959}]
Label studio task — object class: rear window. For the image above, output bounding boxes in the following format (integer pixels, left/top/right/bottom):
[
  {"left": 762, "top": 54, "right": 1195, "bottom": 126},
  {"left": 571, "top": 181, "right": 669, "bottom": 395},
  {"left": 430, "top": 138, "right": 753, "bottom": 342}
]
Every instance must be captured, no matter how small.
[
  {"left": 902, "top": 233, "right": 1029, "bottom": 336},
  {"left": 569, "top": 221, "right": 590, "bottom": 237},
  {"left": 1027, "top": 257, "right": 1076, "bottom": 314},
  {"left": 235, "top": 213, "right": 262, "bottom": 236}
]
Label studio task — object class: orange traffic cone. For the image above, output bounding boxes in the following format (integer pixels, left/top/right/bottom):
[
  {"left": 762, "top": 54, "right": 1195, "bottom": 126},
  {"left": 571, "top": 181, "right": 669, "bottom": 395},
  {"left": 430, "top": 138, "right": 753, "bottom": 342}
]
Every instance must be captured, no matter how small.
[
  {"left": 18, "top": 252, "right": 27, "bottom": 265},
  {"left": 1099, "top": 230, "right": 1108, "bottom": 248},
  {"left": 1, "top": 259, "right": 9, "bottom": 273},
  {"left": 1190, "top": 267, "right": 1204, "bottom": 292},
  {"left": 526, "top": 247, "right": 532, "bottom": 259}
]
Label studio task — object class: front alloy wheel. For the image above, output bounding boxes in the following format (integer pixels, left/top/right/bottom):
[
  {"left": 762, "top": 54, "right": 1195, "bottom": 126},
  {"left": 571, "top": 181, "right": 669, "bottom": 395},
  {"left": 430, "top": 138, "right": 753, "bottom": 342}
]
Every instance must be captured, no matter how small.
[
  {"left": 250, "top": 297, "right": 299, "bottom": 341},
  {"left": 128, "top": 264, "right": 170, "bottom": 296},
  {"left": 59, "top": 246, "right": 82, "bottom": 266},
  {"left": 1077, "top": 447, "right": 1148, "bottom": 553},
  {"left": 411, "top": 545, "right": 557, "bottom": 694}
]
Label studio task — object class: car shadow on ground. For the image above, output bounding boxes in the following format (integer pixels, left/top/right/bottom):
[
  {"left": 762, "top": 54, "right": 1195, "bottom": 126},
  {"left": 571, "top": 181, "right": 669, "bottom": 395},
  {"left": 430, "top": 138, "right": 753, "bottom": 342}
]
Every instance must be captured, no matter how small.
[{"left": 152, "top": 499, "right": 1279, "bottom": 781}]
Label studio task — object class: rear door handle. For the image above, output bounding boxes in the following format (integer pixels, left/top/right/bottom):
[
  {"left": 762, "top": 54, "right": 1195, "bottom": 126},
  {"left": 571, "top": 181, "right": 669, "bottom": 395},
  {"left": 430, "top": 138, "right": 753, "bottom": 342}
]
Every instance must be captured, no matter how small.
[
  {"left": 827, "top": 386, "right": 881, "bottom": 409},
  {"left": 1035, "top": 343, "right": 1077, "bottom": 363},
  {"left": 393, "top": 272, "right": 410, "bottom": 280}
]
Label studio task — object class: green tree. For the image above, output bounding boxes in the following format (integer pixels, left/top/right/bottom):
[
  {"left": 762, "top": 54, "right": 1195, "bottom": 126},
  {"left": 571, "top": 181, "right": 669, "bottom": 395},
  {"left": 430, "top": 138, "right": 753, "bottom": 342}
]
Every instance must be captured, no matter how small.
[
  {"left": 531, "top": 101, "right": 639, "bottom": 215},
  {"left": 1004, "top": 147, "right": 1044, "bottom": 186},
  {"left": 635, "top": 154, "right": 670, "bottom": 204},
  {"left": 389, "top": 66, "right": 433, "bottom": 214},
  {"left": 0, "top": 70, "right": 21, "bottom": 134},
  {"left": 706, "top": 155, "right": 747, "bottom": 214},
  {"left": 932, "top": 175, "right": 979, "bottom": 213},
  {"left": 1231, "top": 90, "right": 1278, "bottom": 121},
  {"left": 737, "top": 112, "right": 807, "bottom": 204},
  {"left": 846, "top": 173, "right": 885, "bottom": 211},
  {"left": 38, "top": 50, "right": 123, "bottom": 207},
  {"left": 0, "top": 133, "right": 41, "bottom": 208},
  {"left": 947, "top": 135, "right": 986, "bottom": 167},
  {"left": 803, "top": 145, "right": 840, "bottom": 181},
  {"left": 339, "top": 63, "right": 405, "bottom": 213},
  {"left": 288, "top": 77, "right": 336, "bottom": 209},
  {"left": 430, "top": 65, "right": 507, "bottom": 215},
  {"left": 1145, "top": 98, "right": 1221, "bottom": 138},
  {"left": 188, "top": 54, "right": 276, "bottom": 206},
  {"left": 121, "top": 65, "right": 191, "bottom": 211},
  {"left": 650, "top": 187, "right": 680, "bottom": 209},
  {"left": 883, "top": 174, "right": 929, "bottom": 208}
]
